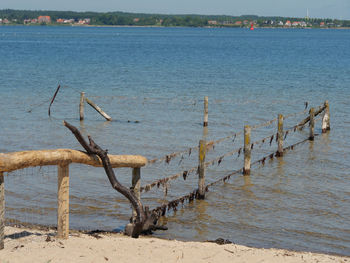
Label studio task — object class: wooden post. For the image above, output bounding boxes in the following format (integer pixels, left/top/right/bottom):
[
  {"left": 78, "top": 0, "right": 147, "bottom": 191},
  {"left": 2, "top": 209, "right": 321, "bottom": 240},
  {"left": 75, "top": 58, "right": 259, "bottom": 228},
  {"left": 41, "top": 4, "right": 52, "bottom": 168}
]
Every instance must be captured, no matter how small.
[
  {"left": 309, "top": 107, "right": 315, "bottom": 140},
  {"left": 0, "top": 172, "right": 4, "bottom": 250},
  {"left": 85, "top": 97, "right": 112, "bottom": 121},
  {"left": 57, "top": 164, "right": 69, "bottom": 239},
  {"left": 322, "top": 100, "right": 330, "bottom": 133},
  {"left": 243, "top": 125, "right": 251, "bottom": 175},
  {"left": 198, "top": 139, "right": 206, "bottom": 199},
  {"left": 131, "top": 168, "right": 141, "bottom": 221},
  {"left": 277, "top": 114, "right": 284, "bottom": 157},
  {"left": 79, "top": 92, "right": 85, "bottom": 121},
  {"left": 203, "top": 96, "right": 208, "bottom": 127}
]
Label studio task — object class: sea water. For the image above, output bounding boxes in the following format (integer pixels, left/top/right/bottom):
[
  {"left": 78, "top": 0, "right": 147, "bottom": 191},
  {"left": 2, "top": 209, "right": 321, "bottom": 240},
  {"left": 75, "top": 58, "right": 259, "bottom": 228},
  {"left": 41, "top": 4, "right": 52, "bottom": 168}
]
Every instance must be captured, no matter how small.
[{"left": 0, "top": 26, "right": 349, "bottom": 255}]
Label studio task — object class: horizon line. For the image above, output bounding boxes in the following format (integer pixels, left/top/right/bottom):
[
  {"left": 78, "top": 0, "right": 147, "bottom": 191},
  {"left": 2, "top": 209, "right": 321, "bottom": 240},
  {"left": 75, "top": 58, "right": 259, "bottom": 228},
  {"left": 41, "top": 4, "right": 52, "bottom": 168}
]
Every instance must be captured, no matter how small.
[{"left": 0, "top": 8, "right": 348, "bottom": 21}]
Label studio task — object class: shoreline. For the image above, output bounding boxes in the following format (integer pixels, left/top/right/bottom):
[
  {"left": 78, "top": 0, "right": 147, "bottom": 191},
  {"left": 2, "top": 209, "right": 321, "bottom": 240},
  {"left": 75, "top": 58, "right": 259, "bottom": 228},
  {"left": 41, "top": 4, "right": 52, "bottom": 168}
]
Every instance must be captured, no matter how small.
[
  {"left": 1, "top": 226, "right": 349, "bottom": 263},
  {"left": 1, "top": 24, "right": 350, "bottom": 29}
]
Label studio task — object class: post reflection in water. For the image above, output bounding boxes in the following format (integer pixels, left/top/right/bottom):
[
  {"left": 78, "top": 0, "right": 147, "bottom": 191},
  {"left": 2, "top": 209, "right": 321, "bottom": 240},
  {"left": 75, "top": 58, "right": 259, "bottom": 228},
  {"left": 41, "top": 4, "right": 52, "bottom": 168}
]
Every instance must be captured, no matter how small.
[
  {"left": 193, "top": 199, "right": 210, "bottom": 238},
  {"left": 308, "top": 139, "right": 315, "bottom": 161},
  {"left": 242, "top": 175, "right": 254, "bottom": 196}
]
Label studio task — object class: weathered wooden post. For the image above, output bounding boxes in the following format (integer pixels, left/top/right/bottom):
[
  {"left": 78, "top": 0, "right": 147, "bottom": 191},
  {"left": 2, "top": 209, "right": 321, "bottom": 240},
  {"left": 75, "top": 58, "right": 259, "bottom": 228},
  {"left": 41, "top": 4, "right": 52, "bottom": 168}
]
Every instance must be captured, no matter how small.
[
  {"left": 203, "top": 96, "right": 208, "bottom": 127},
  {"left": 198, "top": 139, "right": 206, "bottom": 199},
  {"left": 309, "top": 107, "right": 315, "bottom": 140},
  {"left": 243, "top": 125, "right": 251, "bottom": 175},
  {"left": 79, "top": 92, "right": 85, "bottom": 121},
  {"left": 57, "top": 164, "right": 69, "bottom": 239},
  {"left": 131, "top": 168, "right": 141, "bottom": 221},
  {"left": 85, "top": 97, "right": 112, "bottom": 121},
  {"left": 322, "top": 100, "right": 330, "bottom": 133},
  {"left": 0, "top": 172, "right": 4, "bottom": 249},
  {"left": 276, "top": 114, "right": 284, "bottom": 157}
]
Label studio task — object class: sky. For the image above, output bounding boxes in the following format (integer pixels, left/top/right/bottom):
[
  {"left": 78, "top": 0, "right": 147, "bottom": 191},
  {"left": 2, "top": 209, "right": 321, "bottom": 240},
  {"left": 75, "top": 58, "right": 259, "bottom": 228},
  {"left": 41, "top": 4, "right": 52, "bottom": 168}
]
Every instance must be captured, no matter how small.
[{"left": 1, "top": 0, "right": 349, "bottom": 20}]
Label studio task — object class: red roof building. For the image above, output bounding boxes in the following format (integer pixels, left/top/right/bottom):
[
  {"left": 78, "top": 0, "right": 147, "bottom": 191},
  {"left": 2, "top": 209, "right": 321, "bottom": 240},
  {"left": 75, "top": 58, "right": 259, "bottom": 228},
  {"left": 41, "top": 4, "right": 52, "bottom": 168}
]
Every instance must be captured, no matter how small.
[{"left": 38, "top": 16, "right": 51, "bottom": 23}]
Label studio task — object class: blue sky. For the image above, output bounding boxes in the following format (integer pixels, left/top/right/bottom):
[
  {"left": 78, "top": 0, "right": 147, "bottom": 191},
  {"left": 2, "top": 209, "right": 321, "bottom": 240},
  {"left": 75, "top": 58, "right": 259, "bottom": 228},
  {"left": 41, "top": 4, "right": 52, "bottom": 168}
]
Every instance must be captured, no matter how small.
[{"left": 1, "top": 0, "right": 349, "bottom": 19}]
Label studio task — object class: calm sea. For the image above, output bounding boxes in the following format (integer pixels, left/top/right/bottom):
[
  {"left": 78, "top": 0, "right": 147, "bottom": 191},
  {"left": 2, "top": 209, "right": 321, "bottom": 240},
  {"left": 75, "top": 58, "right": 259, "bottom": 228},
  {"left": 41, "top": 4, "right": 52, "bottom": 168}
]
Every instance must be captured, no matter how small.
[{"left": 0, "top": 26, "right": 349, "bottom": 256}]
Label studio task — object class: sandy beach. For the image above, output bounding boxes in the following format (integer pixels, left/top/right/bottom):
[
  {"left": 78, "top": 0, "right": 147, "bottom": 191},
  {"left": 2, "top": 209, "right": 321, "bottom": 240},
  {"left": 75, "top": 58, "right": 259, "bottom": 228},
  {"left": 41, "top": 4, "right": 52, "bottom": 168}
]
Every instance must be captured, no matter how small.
[{"left": 0, "top": 226, "right": 348, "bottom": 263}]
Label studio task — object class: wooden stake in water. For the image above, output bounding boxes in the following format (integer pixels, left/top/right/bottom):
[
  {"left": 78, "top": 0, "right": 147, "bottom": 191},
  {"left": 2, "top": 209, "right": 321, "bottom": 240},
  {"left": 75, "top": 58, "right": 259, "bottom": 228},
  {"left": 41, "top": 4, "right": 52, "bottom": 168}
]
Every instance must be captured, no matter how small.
[
  {"left": 57, "top": 164, "right": 69, "bottom": 239},
  {"left": 131, "top": 168, "right": 141, "bottom": 221},
  {"left": 79, "top": 92, "right": 85, "bottom": 121},
  {"left": 85, "top": 97, "right": 112, "bottom": 121},
  {"left": 198, "top": 139, "right": 206, "bottom": 199},
  {"left": 322, "top": 100, "right": 330, "bottom": 133},
  {"left": 243, "top": 125, "right": 251, "bottom": 175},
  {"left": 309, "top": 107, "right": 315, "bottom": 140},
  {"left": 203, "top": 96, "right": 208, "bottom": 127},
  {"left": 0, "top": 172, "right": 4, "bottom": 249},
  {"left": 277, "top": 114, "right": 284, "bottom": 157}
]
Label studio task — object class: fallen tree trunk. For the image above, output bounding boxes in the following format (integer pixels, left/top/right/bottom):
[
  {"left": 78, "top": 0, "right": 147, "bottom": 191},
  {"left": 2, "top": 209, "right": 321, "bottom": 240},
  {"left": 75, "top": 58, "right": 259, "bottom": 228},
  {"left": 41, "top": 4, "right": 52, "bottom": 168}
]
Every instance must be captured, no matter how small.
[{"left": 63, "top": 121, "right": 165, "bottom": 237}]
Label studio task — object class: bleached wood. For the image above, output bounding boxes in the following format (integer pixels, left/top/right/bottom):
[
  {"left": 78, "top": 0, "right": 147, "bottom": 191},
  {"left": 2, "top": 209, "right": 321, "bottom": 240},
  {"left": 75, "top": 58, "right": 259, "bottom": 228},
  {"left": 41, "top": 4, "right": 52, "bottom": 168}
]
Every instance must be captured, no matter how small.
[
  {"left": 203, "top": 96, "right": 208, "bottom": 127},
  {"left": 57, "top": 164, "right": 69, "bottom": 239},
  {"left": 131, "top": 168, "right": 141, "bottom": 221},
  {"left": 277, "top": 114, "right": 284, "bottom": 156},
  {"left": 85, "top": 97, "right": 112, "bottom": 121},
  {"left": 322, "top": 101, "right": 330, "bottom": 133},
  {"left": 198, "top": 139, "right": 206, "bottom": 199},
  {"left": 243, "top": 125, "right": 251, "bottom": 175},
  {"left": 79, "top": 92, "right": 85, "bottom": 121},
  {"left": 0, "top": 149, "right": 147, "bottom": 172}
]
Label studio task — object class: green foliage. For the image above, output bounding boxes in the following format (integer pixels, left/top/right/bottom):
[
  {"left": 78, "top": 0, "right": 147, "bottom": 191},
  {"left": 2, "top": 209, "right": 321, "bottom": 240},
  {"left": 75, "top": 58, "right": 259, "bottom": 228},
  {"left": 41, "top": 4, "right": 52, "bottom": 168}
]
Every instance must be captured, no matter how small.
[{"left": 0, "top": 9, "right": 349, "bottom": 27}]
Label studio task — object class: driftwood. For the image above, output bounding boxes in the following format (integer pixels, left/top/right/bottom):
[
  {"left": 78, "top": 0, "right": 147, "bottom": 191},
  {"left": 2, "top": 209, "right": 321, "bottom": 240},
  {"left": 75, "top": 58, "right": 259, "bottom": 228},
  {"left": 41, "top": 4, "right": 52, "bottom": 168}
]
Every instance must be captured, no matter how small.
[
  {"left": 63, "top": 121, "right": 166, "bottom": 237},
  {"left": 0, "top": 149, "right": 146, "bottom": 173},
  {"left": 85, "top": 98, "right": 112, "bottom": 121}
]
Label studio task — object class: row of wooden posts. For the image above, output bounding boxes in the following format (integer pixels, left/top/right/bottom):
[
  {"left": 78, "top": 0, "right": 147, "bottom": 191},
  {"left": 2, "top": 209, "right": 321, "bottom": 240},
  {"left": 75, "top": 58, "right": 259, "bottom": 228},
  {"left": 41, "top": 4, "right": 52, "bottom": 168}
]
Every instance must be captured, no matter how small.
[
  {"left": 0, "top": 97, "right": 330, "bottom": 249},
  {"left": 197, "top": 99, "right": 330, "bottom": 198}
]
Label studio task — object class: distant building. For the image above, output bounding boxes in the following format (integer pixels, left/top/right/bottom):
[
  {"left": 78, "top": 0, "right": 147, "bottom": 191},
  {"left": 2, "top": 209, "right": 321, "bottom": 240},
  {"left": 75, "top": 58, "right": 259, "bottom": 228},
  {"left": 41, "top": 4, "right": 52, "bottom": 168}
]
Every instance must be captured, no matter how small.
[
  {"left": 208, "top": 20, "right": 217, "bottom": 25},
  {"left": 285, "top": 20, "right": 291, "bottom": 27},
  {"left": 56, "top": 18, "right": 64, "bottom": 23},
  {"left": 320, "top": 22, "right": 325, "bottom": 27},
  {"left": 64, "top": 19, "right": 75, "bottom": 24},
  {"left": 235, "top": 21, "right": 242, "bottom": 25},
  {"left": 78, "top": 18, "right": 91, "bottom": 25},
  {"left": 133, "top": 18, "right": 140, "bottom": 23},
  {"left": 38, "top": 16, "right": 51, "bottom": 23}
]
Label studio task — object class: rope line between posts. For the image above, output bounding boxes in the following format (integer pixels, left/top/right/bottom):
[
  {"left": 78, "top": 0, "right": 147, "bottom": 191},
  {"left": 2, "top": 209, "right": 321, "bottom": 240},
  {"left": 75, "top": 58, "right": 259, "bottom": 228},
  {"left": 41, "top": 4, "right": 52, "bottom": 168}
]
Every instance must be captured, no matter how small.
[
  {"left": 146, "top": 106, "right": 312, "bottom": 166},
  {"left": 151, "top": 135, "right": 314, "bottom": 218},
  {"left": 141, "top": 114, "right": 316, "bottom": 194},
  {"left": 141, "top": 122, "right": 311, "bottom": 194}
]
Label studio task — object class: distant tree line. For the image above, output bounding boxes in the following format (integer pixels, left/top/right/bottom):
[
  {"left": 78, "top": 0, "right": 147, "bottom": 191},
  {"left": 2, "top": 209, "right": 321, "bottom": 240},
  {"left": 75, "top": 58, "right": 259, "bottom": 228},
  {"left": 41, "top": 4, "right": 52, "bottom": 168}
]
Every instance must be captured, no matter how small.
[{"left": 0, "top": 9, "right": 349, "bottom": 27}]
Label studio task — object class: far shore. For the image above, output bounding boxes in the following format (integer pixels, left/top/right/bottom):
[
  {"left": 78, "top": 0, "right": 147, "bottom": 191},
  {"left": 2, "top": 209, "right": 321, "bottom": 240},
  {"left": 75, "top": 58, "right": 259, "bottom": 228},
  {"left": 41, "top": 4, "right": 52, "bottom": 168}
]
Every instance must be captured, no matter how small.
[
  {"left": 1, "top": 24, "right": 350, "bottom": 30},
  {"left": 1, "top": 226, "right": 349, "bottom": 263}
]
